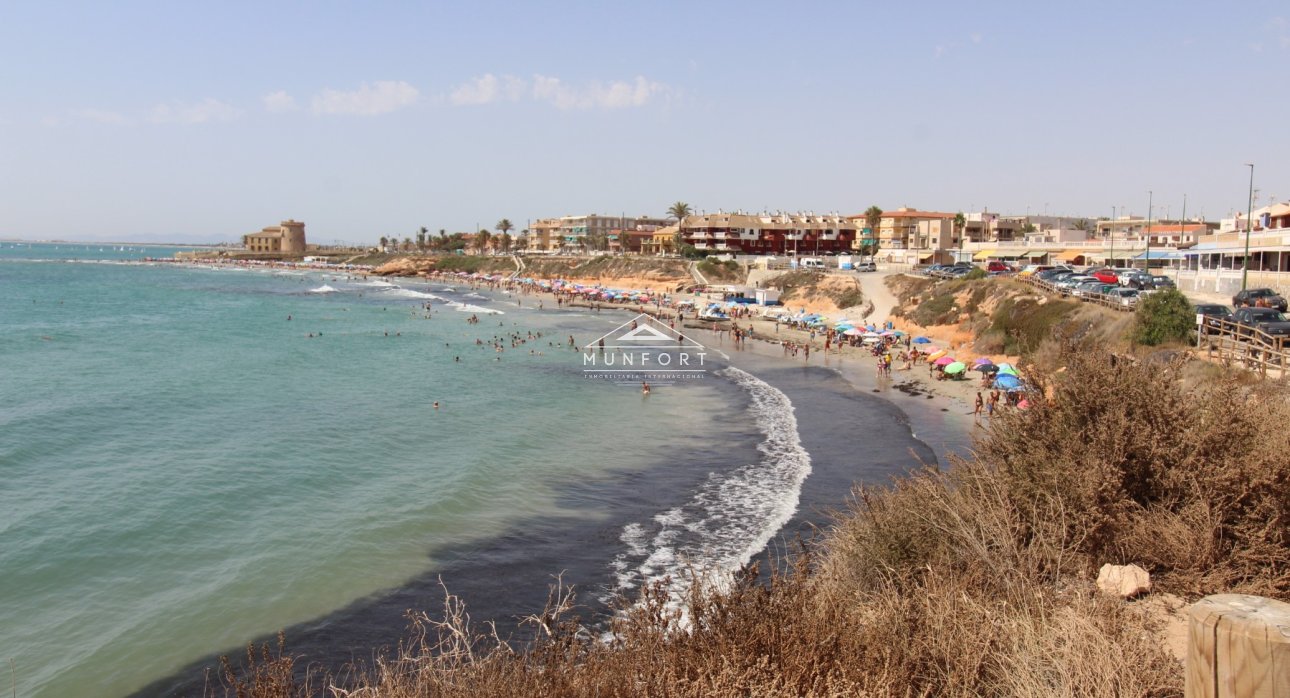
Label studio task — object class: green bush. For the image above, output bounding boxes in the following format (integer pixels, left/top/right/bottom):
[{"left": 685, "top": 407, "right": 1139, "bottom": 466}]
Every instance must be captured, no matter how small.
[
  {"left": 964, "top": 267, "right": 988, "bottom": 280},
  {"left": 990, "top": 297, "right": 1079, "bottom": 355},
  {"left": 1132, "top": 288, "right": 1194, "bottom": 346}
]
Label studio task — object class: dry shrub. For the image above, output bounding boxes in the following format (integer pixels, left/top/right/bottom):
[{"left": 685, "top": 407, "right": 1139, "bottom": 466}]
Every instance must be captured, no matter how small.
[{"left": 978, "top": 341, "right": 1290, "bottom": 595}]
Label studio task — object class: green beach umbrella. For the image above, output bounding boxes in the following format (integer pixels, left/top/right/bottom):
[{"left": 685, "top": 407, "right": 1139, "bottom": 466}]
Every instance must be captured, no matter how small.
[{"left": 943, "top": 361, "right": 967, "bottom": 375}]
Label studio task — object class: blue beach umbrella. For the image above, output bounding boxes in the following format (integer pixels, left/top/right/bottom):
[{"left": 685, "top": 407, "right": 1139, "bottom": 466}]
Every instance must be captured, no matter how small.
[
  {"left": 993, "top": 374, "right": 1023, "bottom": 390},
  {"left": 913, "top": 336, "right": 931, "bottom": 344}
]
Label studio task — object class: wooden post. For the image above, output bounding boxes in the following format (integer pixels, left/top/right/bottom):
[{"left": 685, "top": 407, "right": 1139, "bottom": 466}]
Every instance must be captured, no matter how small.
[{"left": 1186, "top": 594, "right": 1290, "bottom": 697}]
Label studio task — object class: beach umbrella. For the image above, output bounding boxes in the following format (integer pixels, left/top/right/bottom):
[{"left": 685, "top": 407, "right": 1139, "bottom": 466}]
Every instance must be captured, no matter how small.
[
  {"left": 994, "top": 374, "right": 1023, "bottom": 390},
  {"left": 974, "top": 357, "right": 994, "bottom": 366},
  {"left": 996, "top": 362, "right": 1016, "bottom": 372},
  {"left": 997, "top": 364, "right": 1019, "bottom": 377},
  {"left": 843, "top": 328, "right": 864, "bottom": 336},
  {"left": 891, "top": 330, "right": 906, "bottom": 337},
  {"left": 913, "top": 336, "right": 931, "bottom": 344},
  {"left": 934, "top": 356, "right": 957, "bottom": 366},
  {"left": 943, "top": 361, "right": 967, "bottom": 375},
  {"left": 879, "top": 330, "right": 895, "bottom": 337},
  {"left": 927, "top": 349, "right": 947, "bottom": 361},
  {"left": 978, "top": 363, "right": 1000, "bottom": 374}
]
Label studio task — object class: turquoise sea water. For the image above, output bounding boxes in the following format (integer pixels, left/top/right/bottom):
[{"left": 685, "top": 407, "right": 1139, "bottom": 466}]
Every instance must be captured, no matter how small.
[{"left": 1, "top": 244, "right": 753, "bottom": 697}]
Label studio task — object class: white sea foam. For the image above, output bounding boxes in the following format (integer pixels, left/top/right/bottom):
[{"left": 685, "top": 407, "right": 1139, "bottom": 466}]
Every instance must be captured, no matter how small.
[
  {"left": 464, "top": 292, "right": 488, "bottom": 300},
  {"left": 309, "top": 285, "right": 338, "bottom": 293},
  {"left": 362, "top": 280, "right": 396, "bottom": 287},
  {"left": 606, "top": 366, "right": 812, "bottom": 618},
  {"left": 381, "top": 288, "right": 445, "bottom": 301},
  {"left": 451, "top": 303, "right": 503, "bottom": 315}
]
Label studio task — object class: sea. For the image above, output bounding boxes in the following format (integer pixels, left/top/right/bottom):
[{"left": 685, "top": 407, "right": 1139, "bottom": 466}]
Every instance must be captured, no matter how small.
[{"left": 0, "top": 243, "right": 969, "bottom": 697}]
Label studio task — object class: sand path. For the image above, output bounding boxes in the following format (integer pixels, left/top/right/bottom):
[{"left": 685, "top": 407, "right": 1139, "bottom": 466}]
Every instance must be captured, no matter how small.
[{"left": 857, "top": 269, "right": 900, "bottom": 323}]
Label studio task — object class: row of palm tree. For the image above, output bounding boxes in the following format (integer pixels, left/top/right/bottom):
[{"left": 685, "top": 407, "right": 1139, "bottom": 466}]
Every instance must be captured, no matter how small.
[{"left": 377, "top": 219, "right": 526, "bottom": 254}]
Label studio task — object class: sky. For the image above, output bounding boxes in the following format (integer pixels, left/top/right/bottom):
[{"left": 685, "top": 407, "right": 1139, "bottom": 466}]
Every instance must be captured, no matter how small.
[{"left": 2, "top": 1, "right": 1288, "bottom": 244}]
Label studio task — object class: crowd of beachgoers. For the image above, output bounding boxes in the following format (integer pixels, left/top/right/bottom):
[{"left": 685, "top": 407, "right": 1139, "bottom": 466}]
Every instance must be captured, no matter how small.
[{"left": 420, "top": 268, "right": 1033, "bottom": 416}]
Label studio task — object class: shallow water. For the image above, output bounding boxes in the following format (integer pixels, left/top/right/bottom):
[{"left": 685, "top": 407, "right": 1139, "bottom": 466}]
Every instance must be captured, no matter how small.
[{"left": 0, "top": 244, "right": 970, "bottom": 697}]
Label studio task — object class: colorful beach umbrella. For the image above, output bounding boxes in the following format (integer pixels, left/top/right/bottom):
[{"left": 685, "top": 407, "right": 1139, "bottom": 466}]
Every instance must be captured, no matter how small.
[
  {"left": 934, "top": 356, "right": 957, "bottom": 366},
  {"left": 943, "top": 361, "right": 967, "bottom": 375},
  {"left": 843, "top": 328, "right": 865, "bottom": 336},
  {"left": 974, "top": 357, "right": 994, "bottom": 366},
  {"left": 978, "top": 364, "right": 1000, "bottom": 374},
  {"left": 927, "top": 349, "right": 947, "bottom": 362},
  {"left": 913, "top": 336, "right": 931, "bottom": 344}
]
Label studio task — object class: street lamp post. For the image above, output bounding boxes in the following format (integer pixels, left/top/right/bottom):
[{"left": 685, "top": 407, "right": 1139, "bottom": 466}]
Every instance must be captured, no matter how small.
[
  {"left": 1146, "top": 190, "right": 1153, "bottom": 272},
  {"left": 1243, "top": 163, "right": 1255, "bottom": 291}
]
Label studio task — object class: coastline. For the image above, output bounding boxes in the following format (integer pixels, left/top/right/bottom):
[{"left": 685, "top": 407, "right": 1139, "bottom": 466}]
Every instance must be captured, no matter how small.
[{"left": 130, "top": 261, "right": 976, "bottom": 696}]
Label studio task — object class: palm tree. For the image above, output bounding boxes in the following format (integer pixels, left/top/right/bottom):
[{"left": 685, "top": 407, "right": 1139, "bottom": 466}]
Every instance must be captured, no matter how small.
[
  {"left": 379, "top": 236, "right": 389, "bottom": 251},
  {"left": 496, "top": 219, "right": 514, "bottom": 238},
  {"left": 416, "top": 227, "right": 428, "bottom": 251},
  {"left": 476, "top": 230, "right": 492, "bottom": 254},
  {"left": 667, "top": 201, "right": 691, "bottom": 252},
  {"left": 498, "top": 232, "right": 512, "bottom": 253},
  {"left": 1072, "top": 218, "right": 1090, "bottom": 232},
  {"left": 863, "top": 206, "right": 882, "bottom": 259},
  {"left": 954, "top": 211, "right": 966, "bottom": 261}
]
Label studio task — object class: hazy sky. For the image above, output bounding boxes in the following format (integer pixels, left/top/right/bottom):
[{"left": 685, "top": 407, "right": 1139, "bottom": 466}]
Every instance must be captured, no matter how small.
[{"left": 2, "top": 1, "right": 1287, "bottom": 243}]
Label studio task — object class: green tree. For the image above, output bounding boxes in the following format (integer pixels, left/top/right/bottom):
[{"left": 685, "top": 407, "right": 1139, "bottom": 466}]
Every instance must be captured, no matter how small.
[
  {"left": 416, "top": 227, "right": 428, "bottom": 251},
  {"left": 476, "top": 230, "right": 492, "bottom": 254},
  {"left": 498, "top": 232, "right": 512, "bottom": 253},
  {"left": 1133, "top": 288, "right": 1194, "bottom": 346},
  {"left": 1072, "top": 218, "right": 1091, "bottom": 232},
  {"left": 379, "top": 236, "right": 389, "bottom": 250},
  {"left": 496, "top": 219, "right": 514, "bottom": 238},
  {"left": 954, "top": 211, "right": 967, "bottom": 245}
]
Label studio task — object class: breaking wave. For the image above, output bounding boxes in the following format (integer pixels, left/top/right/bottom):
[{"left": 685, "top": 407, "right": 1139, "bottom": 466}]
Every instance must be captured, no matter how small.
[{"left": 607, "top": 366, "right": 811, "bottom": 616}]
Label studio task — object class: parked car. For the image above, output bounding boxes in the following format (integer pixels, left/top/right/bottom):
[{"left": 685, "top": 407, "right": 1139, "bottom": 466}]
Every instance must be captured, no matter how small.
[
  {"left": 924, "top": 264, "right": 949, "bottom": 277},
  {"left": 1118, "top": 270, "right": 1151, "bottom": 287},
  {"left": 1108, "top": 288, "right": 1140, "bottom": 307},
  {"left": 1090, "top": 268, "right": 1121, "bottom": 285},
  {"left": 985, "top": 260, "right": 1011, "bottom": 274},
  {"left": 1194, "top": 303, "right": 1234, "bottom": 331},
  {"left": 1232, "top": 287, "right": 1288, "bottom": 312},
  {"left": 1040, "top": 270, "right": 1077, "bottom": 284},
  {"left": 1146, "top": 275, "right": 1175, "bottom": 290},
  {"left": 1072, "top": 280, "right": 1105, "bottom": 298},
  {"left": 856, "top": 261, "right": 877, "bottom": 272},
  {"left": 1231, "top": 307, "right": 1290, "bottom": 343},
  {"left": 1056, "top": 275, "right": 1095, "bottom": 293}
]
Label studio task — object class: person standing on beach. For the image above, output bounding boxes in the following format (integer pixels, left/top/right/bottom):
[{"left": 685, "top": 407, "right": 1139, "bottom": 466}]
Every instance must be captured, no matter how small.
[
  {"left": 987, "top": 390, "right": 999, "bottom": 417},
  {"left": 974, "top": 392, "right": 984, "bottom": 421}
]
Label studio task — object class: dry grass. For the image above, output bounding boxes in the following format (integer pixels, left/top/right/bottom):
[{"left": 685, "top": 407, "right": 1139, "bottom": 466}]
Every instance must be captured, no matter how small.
[{"left": 212, "top": 342, "right": 1290, "bottom": 697}]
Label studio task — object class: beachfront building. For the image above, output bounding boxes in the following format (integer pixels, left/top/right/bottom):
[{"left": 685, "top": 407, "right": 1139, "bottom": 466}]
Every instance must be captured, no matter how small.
[
  {"left": 678, "top": 211, "right": 857, "bottom": 255},
  {"left": 525, "top": 215, "right": 669, "bottom": 253},
  {"left": 1176, "top": 202, "right": 1290, "bottom": 295},
  {"left": 242, "top": 220, "right": 306, "bottom": 254},
  {"left": 640, "top": 225, "right": 678, "bottom": 255},
  {"left": 526, "top": 218, "right": 562, "bottom": 253}
]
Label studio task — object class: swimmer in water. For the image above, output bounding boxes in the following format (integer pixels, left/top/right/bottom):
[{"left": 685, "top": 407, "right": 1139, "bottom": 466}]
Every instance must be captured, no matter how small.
[
  {"left": 433, "top": 402, "right": 440, "bottom": 409},
  {"left": 642, "top": 381, "right": 651, "bottom": 396}
]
